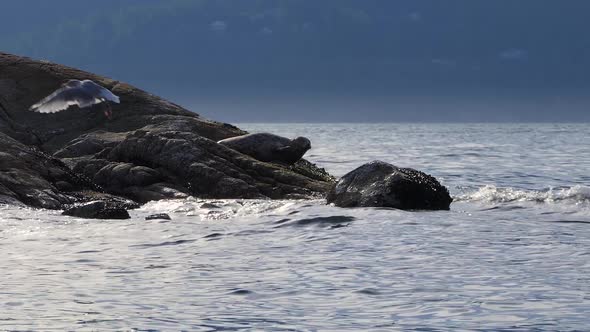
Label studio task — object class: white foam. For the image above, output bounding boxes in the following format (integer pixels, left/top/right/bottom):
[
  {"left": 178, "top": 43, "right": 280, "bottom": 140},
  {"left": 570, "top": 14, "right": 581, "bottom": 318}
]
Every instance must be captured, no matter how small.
[
  {"left": 138, "top": 197, "right": 324, "bottom": 220},
  {"left": 457, "top": 185, "right": 590, "bottom": 205}
]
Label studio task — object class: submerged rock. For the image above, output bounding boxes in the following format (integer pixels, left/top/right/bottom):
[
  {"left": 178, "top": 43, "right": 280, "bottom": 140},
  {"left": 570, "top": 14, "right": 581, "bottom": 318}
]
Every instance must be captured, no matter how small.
[
  {"left": 0, "top": 52, "right": 334, "bottom": 209},
  {"left": 145, "top": 213, "right": 172, "bottom": 221},
  {"left": 62, "top": 200, "right": 133, "bottom": 220},
  {"left": 327, "top": 161, "right": 452, "bottom": 210}
]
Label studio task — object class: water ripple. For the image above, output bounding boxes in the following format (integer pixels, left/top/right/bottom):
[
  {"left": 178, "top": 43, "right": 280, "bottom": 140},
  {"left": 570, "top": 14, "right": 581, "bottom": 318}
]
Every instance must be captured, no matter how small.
[
  {"left": 1, "top": 124, "right": 589, "bottom": 331},
  {"left": 130, "top": 239, "right": 197, "bottom": 248},
  {"left": 275, "top": 216, "right": 356, "bottom": 228}
]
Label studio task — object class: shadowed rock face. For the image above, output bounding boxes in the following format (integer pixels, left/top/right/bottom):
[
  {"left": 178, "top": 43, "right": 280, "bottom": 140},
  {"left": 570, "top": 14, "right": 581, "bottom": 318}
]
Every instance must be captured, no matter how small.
[
  {"left": 0, "top": 52, "right": 334, "bottom": 209},
  {"left": 327, "top": 161, "right": 452, "bottom": 211},
  {"left": 0, "top": 131, "right": 135, "bottom": 209},
  {"left": 0, "top": 131, "right": 83, "bottom": 208}
]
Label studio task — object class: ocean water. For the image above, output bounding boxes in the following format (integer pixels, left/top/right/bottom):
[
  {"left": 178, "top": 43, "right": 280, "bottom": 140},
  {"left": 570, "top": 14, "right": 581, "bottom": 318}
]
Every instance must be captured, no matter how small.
[{"left": 1, "top": 123, "right": 589, "bottom": 331}]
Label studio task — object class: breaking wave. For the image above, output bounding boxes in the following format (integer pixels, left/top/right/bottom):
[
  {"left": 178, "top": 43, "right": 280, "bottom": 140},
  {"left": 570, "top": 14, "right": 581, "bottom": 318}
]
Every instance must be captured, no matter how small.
[
  {"left": 139, "top": 197, "right": 326, "bottom": 221},
  {"left": 456, "top": 185, "right": 590, "bottom": 205}
]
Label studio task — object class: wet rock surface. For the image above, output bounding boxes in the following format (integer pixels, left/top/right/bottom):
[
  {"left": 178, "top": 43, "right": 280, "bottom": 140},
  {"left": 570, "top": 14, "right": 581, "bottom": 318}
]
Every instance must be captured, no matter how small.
[
  {"left": 327, "top": 160, "right": 452, "bottom": 211},
  {"left": 0, "top": 132, "right": 98, "bottom": 209},
  {"left": 145, "top": 213, "right": 172, "bottom": 221},
  {"left": 62, "top": 200, "right": 133, "bottom": 220}
]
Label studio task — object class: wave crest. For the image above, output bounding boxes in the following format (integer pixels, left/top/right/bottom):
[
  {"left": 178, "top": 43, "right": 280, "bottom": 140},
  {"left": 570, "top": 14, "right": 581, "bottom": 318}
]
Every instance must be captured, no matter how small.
[{"left": 457, "top": 185, "right": 590, "bottom": 204}]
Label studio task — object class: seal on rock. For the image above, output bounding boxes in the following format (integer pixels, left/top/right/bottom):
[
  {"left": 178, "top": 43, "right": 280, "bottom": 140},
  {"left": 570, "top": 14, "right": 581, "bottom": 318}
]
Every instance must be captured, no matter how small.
[{"left": 218, "top": 133, "right": 311, "bottom": 165}]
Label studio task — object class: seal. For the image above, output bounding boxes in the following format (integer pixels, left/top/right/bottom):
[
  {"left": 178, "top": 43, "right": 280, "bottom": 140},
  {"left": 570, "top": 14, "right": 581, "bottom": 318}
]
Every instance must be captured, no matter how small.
[{"left": 218, "top": 133, "right": 311, "bottom": 165}]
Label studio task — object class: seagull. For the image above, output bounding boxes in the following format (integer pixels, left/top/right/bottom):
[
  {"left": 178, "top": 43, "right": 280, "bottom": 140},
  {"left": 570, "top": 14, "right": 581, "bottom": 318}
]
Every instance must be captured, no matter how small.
[{"left": 29, "top": 79, "right": 120, "bottom": 119}]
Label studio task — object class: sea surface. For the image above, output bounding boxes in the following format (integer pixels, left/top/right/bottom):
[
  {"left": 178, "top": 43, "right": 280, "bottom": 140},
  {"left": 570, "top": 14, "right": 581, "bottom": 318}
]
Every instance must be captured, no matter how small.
[{"left": 1, "top": 123, "right": 589, "bottom": 331}]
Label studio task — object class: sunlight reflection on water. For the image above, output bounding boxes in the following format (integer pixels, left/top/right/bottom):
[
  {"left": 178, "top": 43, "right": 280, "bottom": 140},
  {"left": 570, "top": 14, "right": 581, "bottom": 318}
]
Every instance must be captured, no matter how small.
[{"left": 1, "top": 123, "right": 589, "bottom": 330}]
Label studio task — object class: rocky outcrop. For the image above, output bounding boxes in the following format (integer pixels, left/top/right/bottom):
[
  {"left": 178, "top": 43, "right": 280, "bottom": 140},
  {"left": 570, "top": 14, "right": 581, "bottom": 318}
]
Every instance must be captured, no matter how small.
[
  {"left": 0, "top": 52, "right": 334, "bottom": 210},
  {"left": 326, "top": 161, "right": 452, "bottom": 210},
  {"left": 0, "top": 53, "right": 453, "bottom": 214}
]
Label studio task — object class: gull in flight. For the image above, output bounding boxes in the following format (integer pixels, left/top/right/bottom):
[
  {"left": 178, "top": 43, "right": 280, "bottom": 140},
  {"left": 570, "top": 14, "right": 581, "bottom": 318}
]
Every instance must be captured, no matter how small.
[{"left": 29, "top": 79, "right": 120, "bottom": 119}]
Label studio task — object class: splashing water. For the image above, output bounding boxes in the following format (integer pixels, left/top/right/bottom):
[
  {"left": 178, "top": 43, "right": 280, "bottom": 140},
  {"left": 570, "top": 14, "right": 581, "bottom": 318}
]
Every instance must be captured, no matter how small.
[{"left": 457, "top": 185, "right": 590, "bottom": 204}]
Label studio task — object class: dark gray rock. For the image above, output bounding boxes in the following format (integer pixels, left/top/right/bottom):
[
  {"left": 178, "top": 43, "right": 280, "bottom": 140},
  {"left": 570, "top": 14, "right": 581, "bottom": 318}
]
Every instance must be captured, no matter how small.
[
  {"left": 200, "top": 202, "right": 221, "bottom": 209},
  {"left": 0, "top": 132, "right": 98, "bottom": 209},
  {"left": 289, "top": 159, "right": 335, "bottom": 183},
  {"left": 53, "top": 131, "right": 127, "bottom": 159},
  {"left": 123, "top": 183, "right": 188, "bottom": 203},
  {"left": 62, "top": 201, "right": 131, "bottom": 220},
  {"left": 145, "top": 213, "right": 171, "bottom": 221},
  {"left": 107, "top": 127, "right": 330, "bottom": 199},
  {"left": 94, "top": 162, "right": 162, "bottom": 188},
  {"left": 327, "top": 161, "right": 452, "bottom": 210}
]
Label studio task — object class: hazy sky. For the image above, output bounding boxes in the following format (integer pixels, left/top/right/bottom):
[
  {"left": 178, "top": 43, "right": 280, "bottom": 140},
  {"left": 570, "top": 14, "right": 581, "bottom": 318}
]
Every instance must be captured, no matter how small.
[{"left": 2, "top": 0, "right": 589, "bottom": 122}]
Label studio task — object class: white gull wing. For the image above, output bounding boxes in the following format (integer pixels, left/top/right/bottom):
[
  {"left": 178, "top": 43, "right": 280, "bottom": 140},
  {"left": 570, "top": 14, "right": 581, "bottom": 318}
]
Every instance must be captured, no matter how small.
[
  {"left": 29, "top": 80, "right": 119, "bottom": 113},
  {"left": 29, "top": 85, "right": 96, "bottom": 114},
  {"left": 81, "top": 80, "right": 120, "bottom": 104}
]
